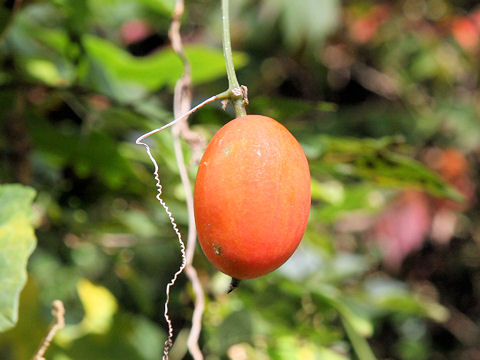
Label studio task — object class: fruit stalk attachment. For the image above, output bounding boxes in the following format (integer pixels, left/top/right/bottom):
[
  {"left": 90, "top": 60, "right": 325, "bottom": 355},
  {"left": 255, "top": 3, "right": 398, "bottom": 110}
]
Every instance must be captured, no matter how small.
[{"left": 221, "top": 0, "right": 247, "bottom": 118}]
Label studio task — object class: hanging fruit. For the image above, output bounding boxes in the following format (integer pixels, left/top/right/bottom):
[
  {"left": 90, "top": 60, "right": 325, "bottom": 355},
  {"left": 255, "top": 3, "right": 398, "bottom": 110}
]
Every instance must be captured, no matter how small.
[{"left": 194, "top": 115, "right": 311, "bottom": 280}]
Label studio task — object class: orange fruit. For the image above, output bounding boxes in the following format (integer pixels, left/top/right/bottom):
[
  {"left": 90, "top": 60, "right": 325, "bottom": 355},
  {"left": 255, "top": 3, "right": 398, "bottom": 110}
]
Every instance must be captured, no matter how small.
[{"left": 194, "top": 115, "right": 311, "bottom": 279}]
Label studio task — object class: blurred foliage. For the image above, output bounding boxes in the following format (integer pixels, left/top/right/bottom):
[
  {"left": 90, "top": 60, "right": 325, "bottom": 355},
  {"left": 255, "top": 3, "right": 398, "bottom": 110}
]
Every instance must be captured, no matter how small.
[{"left": 1, "top": 0, "right": 480, "bottom": 359}]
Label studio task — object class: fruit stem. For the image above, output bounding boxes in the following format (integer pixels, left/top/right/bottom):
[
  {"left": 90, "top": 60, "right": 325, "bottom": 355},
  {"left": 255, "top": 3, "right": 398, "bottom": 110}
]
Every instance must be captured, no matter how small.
[
  {"left": 221, "top": 0, "right": 247, "bottom": 118},
  {"left": 227, "top": 278, "right": 241, "bottom": 293}
]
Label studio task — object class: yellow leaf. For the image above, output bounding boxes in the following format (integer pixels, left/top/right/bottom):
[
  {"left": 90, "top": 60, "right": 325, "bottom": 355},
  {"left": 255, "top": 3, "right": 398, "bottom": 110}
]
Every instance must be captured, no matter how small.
[{"left": 77, "top": 278, "right": 118, "bottom": 334}]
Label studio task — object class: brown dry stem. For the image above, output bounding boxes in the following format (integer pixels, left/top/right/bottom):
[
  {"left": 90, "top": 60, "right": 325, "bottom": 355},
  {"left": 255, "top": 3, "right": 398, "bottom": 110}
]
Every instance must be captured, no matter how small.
[
  {"left": 168, "top": 1, "right": 205, "bottom": 359},
  {"left": 31, "top": 300, "right": 65, "bottom": 360}
]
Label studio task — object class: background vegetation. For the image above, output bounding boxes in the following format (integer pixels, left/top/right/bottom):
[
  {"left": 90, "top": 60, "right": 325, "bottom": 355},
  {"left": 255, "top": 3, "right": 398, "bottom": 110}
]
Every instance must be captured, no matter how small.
[{"left": 1, "top": 0, "right": 479, "bottom": 359}]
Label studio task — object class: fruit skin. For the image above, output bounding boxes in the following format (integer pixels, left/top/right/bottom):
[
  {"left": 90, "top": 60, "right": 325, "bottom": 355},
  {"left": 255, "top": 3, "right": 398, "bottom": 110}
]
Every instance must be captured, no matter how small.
[{"left": 194, "top": 115, "right": 311, "bottom": 279}]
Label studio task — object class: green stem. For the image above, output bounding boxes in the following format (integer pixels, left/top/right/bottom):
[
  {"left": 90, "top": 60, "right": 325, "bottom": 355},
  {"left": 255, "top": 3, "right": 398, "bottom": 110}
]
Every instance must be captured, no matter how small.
[
  {"left": 221, "top": 0, "right": 239, "bottom": 90},
  {"left": 221, "top": 0, "right": 247, "bottom": 118},
  {"left": 341, "top": 316, "right": 377, "bottom": 360}
]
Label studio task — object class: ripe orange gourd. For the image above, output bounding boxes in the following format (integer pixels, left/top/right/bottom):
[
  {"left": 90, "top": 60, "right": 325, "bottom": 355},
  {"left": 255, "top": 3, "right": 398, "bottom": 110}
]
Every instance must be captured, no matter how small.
[{"left": 194, "top": 115, "right": 311, "bottom": 279}]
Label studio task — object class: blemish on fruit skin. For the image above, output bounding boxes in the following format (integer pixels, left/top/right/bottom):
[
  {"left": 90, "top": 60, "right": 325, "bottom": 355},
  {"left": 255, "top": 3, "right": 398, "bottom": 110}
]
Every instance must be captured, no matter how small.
[
  {"left": 213, "top": 243, "right": 222, "bottom": 255},
  {"left": 203, "top": 161, "right": 208, "bottom": 166},
  {"left": 223, "top": 145, "right": 232, "bottom": 156}
]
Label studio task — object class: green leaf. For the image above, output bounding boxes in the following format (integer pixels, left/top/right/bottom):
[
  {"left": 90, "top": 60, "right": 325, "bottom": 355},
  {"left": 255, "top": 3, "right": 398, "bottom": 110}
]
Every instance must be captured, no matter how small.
[
  {"left": 311, "top": 284, "right": 377, "bottom": 359},
  {"left": 27, "top": 116, "right": 136, "bottom": 189},
  {"left": 311, "top": 285, "right": 374, "bottom": 337},
  {"left": 315, "top": 136, "right": 463, "bottom": 202},
  {"left": 0, "top": 184, "right": 37, "bottom": 332},
  {"left": 23, "top": 58, "right": 71, "bottom": 87},
  {"left": 83, "top": 35, "right": 248, "bottom": 100},
  {"left": 87, "top": 0, "right": 174, "bottom": 21},
  {"left": 27, "top": 27, "right": 74, "bottom": 57},
  {"left": 274, "top": 0, "right": 340, "bottom": 48},
  {"left": 356, "top": 152, "right": 462, "bottom": 202},
  {"left": 57, "top": 278, "right": 119, "bottom": 344},
  {"left": 58, "top": 313, "right": 156, "bottom": 360},
  {"left": 364, "top": 278, "right": 449, "bottom": 322},
  {"left": 8, "top": 24, "right": 76, "bottom": 87},
  {"left": 136, "top": 0, "right": 175, "bottom": 14},
  {"left": 312, "top": 181, "right": 384, "bottom": 224},
  {"left": 0, "top": 279, "right": 47, "bottom": 359},
  {"left": 215, "top": 311, "right": 254, "bottom": 354},
  {"left": 249, "top": 95, "right": 337, "bottom": 121}
]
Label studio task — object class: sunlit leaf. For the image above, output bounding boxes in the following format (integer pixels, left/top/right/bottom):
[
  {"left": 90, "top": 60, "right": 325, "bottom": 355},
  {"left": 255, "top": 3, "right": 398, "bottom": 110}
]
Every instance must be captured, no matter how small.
[
  {"left": 78, "top": 279, "right": 118, "bottom": 333},
  {"left": 57, "top": 279, "right": 118, "bottom": 344},
  {"left": 0, "top": 184, "right": 37, "bottom": 332},
  {"left": 23, "top": 58, "right": 71, "bottom": 87}
]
